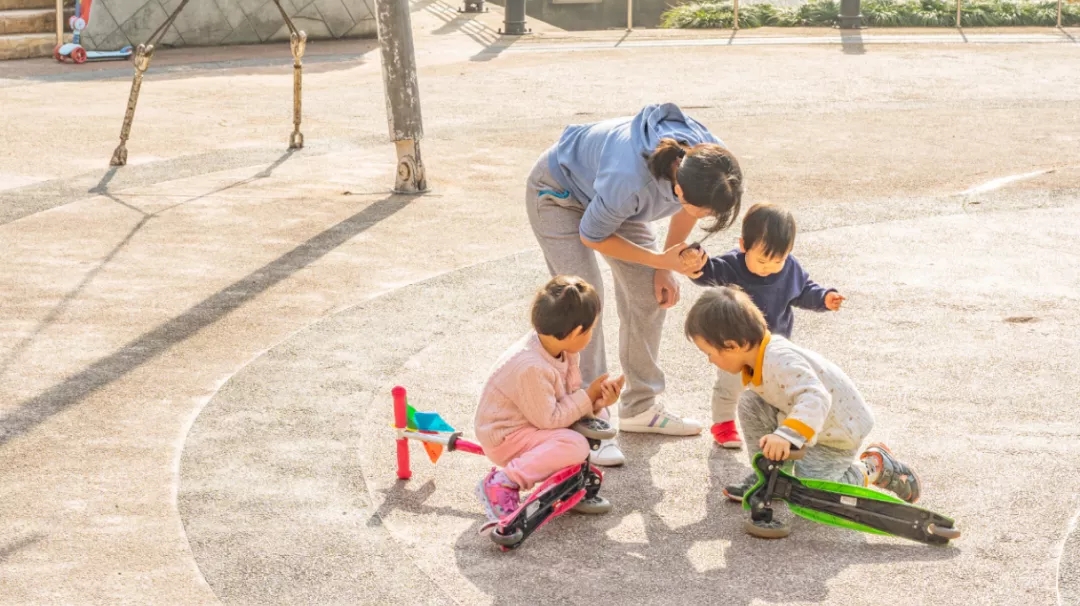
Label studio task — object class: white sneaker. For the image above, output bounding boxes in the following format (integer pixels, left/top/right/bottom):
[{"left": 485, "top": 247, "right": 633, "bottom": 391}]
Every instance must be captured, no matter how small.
[
  {"left": 620, "top": 406, "right": 704, "bottom": 436},
  {"left": 589, "top": 439, "right": 625, "bottom": 467}
]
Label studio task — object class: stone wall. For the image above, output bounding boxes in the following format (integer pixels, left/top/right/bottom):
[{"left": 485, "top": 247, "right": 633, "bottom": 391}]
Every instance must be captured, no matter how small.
[{"left": 81, "top": 0, "right": 376, "bottom": 51}]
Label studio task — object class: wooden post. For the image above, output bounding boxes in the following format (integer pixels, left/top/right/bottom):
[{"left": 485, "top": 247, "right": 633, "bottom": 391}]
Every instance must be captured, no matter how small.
[
  {"left": 627, "top": 0, "right": 633, "bottom": 31},
  {"left": 375, "top": 0, "right": 428, "bottom": 193},
  {"left": 956, "top": 0, "right": 962, "bottom": 27},
  {"left": 1058, "top": 0, "right": 1062, "bottom": 28},
  {"left": 733, "top": 0, "right": 739, "bottom": 30},
  {"left": 55, "top": 0, "right": 63, "bottom": 44}
]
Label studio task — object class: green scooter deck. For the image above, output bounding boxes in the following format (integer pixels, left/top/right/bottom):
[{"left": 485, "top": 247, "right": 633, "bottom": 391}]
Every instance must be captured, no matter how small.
[{"left": 743, "top": 453, "right": 960, "bottom": 545}]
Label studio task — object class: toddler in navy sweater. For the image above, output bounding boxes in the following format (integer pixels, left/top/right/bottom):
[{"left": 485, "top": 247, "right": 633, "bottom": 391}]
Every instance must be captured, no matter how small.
[{"left": 683, "top": 203, "right": 844, "bottom": 448}]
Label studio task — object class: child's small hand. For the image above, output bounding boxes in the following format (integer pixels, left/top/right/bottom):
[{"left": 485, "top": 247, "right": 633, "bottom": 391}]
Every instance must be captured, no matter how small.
[
  {"left": 586, "top": 373, "right": 609, "bottom": 404},
  {"left": 596, "top": 375, "right": 626, "bottom": 410},
  {"left": 605, "top": 374, "right": 626, "bottom": 395},
  {"left": 825, "top": 292, "right": 845, "bottom": 311},
  {"left": 678, "top": 245, "right": 708, "bottom": 277},
  {"left": 661, "top": 243, "right": 706, "bottom": 278},
  {"left": 759, "top": 434, "right": 793, "bottom": 461}
]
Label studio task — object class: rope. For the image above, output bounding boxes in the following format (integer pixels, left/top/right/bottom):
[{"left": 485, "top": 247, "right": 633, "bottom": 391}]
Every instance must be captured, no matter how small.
[
  {"left": 271, "top": 0, "right": 299, "bottom": 35},
  {"left": 145, "top": 0, "right": 192, "bottom": 46}
]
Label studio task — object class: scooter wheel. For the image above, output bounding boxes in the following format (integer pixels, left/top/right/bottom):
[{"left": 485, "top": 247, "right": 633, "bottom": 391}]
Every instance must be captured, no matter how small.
[
  {"left": 744, "top": 517, "right": 791, "bottom": 539},
  {"left": 927, "top": 523, "right": 961, "bottom": 540},
  {"left": 53, "top": 44, "right": 64, "bottom": 62},
  {"left": 490, "top": 527, "right": 523, "bottom": 548},
  {"left": 572, "top": 495, "right": 612, "bottom": 515},
  {"left": 71, "top": 47, "right": 87, "bottom": 64}
]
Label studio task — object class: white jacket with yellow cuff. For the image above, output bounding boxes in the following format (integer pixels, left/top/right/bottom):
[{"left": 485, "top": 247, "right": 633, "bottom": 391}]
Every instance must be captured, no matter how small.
[{"left": 742, "top": 334, "right": 875, "bottom": 450}]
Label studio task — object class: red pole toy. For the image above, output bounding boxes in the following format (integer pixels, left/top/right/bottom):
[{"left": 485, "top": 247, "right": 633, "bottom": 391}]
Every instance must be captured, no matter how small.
[{"left": 393, "top": 385, "right": 411, "bottom": 480}]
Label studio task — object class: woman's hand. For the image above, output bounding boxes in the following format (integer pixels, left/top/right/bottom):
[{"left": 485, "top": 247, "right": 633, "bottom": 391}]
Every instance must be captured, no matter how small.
[
  {"left": 678, "top": 245, "right": 709, "bottom": 276},
  {"left": 654, "top": 269, "right": 680, "bottom": 309},
  {"left": 658, "top": 243, "right": 706, "bottom": 278}
]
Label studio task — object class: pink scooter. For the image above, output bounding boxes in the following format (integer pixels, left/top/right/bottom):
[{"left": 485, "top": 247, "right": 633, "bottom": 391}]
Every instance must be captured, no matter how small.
[{"left": 392, "top": 386, "right": 614, "bottom": 551}]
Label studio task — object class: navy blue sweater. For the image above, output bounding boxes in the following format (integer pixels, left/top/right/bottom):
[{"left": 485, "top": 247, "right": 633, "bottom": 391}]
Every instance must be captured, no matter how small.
[{"left": 691, "top": 249, "right": 835, "bottom": 338}]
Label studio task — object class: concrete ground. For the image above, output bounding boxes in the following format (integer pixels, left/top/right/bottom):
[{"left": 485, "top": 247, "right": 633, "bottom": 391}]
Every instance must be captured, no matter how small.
[{"left": 1, "top": 4, "right": 1079, "bottom": 604}]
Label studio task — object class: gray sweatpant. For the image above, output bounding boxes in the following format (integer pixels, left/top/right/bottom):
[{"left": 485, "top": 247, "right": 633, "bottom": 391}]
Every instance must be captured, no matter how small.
[
  {"left": 712, "top": 368, "right": 744, "bottom": 424},
  {"left": 524, "top": 148, "right": 665, "bottom": 419},
  {"left": 738, "top": 392, "right": 867, "bottom": 485}
]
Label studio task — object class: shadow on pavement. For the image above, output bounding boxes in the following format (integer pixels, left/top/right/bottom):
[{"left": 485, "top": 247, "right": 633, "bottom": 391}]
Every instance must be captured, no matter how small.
[
  {"left": 377, "top": 432, "right": 958, "bottom": 604},
  {"left": 0, "top": 191, "right": 415, "bottom": 449}
]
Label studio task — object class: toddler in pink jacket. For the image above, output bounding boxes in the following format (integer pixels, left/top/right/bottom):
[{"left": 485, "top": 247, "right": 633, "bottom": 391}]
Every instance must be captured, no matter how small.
[{"left": 474, "top": 275, "right": 624, "bottom": 521}]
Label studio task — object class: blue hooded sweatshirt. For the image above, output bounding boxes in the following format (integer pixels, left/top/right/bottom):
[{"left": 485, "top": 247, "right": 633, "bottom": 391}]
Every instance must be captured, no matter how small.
[{"left": 546, "top": 103, "right": 722, "bottom": 243}]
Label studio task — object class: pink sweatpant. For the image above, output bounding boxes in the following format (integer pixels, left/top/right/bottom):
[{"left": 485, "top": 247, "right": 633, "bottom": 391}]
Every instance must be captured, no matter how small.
[{"left": 486, "top": 427, "right": 590, "bottom": 490}]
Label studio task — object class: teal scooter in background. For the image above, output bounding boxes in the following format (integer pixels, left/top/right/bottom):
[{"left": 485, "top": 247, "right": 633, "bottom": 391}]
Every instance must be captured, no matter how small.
[{"left": 54, "top": 0, "right": 133, "bottom": 64}]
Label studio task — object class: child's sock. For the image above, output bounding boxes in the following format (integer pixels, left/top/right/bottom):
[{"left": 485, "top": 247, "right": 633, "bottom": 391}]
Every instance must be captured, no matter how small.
[{"left": 862, "top": 456, "right": 882, "bottom": 484}]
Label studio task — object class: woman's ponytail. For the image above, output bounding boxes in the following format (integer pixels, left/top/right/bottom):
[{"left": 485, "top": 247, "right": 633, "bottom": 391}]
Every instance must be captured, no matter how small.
[{"left": 646, "top": 138, "right": 689, "bottom": 182}]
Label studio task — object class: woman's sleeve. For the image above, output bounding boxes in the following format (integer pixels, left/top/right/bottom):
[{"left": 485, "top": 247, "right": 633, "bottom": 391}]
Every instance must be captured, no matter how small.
[{"left": 579, "top": 192, "right": 636, "bottom": 243}]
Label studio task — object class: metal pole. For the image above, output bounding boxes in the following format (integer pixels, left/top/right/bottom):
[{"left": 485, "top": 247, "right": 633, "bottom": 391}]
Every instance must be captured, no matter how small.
[
  {"left": 839, "top": 0, "right": 862, "bottom": 28},
  {"left": 110, "top": 44, "right": 154, "bottom": 166},
  {"left": 270, "top": 0, "right": 306, "bottom": 149},
  {"left": 500, "top": 0, "right": 530, "bottom": 35},
  {"left": 733, "top": 0, "right": 739, "bottom": 30},
  {"left": 375, "top": 0, "right": 428, "bottom": 193},
  {"left": 55, "top": 0, "right": 63, "bottom": 44},
  {"left": 107, "top": 0, "right": 190, "bottom": 166},
  {"left": 289, "top": 32, "right": 306, "bottom": 149},
  {"left": 627, "top": 0, "right": 632, "bottom": 31}
]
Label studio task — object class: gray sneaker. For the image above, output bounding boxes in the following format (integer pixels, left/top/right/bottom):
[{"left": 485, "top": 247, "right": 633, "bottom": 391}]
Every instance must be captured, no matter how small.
[
  {"left": 722, "top": 472, "right": 759, "bottom": 503},
  {"left": 860, "top": 443, "right": 921, "bottom": 503}
]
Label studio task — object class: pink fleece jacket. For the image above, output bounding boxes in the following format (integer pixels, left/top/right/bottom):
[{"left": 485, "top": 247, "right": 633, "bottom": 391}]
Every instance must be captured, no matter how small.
[{"left": 474, "top": 332, "right": 594, "bottom": 449}]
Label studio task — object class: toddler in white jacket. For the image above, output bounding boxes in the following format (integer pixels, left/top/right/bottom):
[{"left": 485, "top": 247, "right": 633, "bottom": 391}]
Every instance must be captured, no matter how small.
[{"left": 684, "top": 286, "right": 922, "bottom": 504}]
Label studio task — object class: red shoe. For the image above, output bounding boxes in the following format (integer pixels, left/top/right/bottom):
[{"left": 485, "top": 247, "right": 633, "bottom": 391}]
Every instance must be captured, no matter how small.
[{"left": 711, "top": 421, "right": 742, "bottom": 449}]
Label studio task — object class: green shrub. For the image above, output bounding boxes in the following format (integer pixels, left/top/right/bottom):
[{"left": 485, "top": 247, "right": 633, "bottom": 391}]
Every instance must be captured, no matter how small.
[{"left": 660, "top": 0, "right": 1080, "bottom": 28}]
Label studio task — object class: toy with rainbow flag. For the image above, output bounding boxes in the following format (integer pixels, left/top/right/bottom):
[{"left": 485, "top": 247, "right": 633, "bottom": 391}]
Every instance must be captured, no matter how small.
[{"left": 392, "top": 386, "right": 484, "bottom": 480}]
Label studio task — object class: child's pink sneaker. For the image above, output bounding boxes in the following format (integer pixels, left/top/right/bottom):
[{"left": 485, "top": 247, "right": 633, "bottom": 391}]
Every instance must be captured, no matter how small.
[
  {"left": 476, "top": 468, "right": 520, "bottom": 523},
  {"left": 711, "top": 421, "right": 743, "bottom": 449}
]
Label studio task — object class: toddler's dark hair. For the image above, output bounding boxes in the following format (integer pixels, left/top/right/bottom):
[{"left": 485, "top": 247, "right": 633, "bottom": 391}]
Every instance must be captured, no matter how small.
[
  {"left": 647, "top": 138, "right": 743, "bottom": 235},
  {"left": 742, "top": 203, "right": 796, "bottom": 258},
  {"left": 685, "top": 287, "right": 767, "bottom": 350},
  {"left": 532, "top": 275, "right": 601, "bottom": 340}
]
